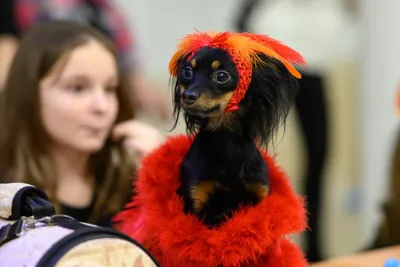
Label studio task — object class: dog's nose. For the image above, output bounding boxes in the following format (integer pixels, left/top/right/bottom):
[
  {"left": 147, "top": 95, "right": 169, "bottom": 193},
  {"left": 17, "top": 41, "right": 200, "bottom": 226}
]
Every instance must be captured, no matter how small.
[{"left": 182, "top": 90, "right": 199, "bottom": 105}]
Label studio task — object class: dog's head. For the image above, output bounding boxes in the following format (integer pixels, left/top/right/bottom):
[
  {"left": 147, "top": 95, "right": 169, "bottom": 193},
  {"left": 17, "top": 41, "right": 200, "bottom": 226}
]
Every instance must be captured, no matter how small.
[{"left": 169, "top": 31, "right": 305, "bottom": 141}]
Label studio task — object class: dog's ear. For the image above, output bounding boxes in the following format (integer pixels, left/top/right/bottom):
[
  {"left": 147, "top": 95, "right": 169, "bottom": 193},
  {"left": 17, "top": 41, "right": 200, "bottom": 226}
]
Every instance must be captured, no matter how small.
[
  {"left": 252, "top": 53, "right": 300, "bottom": 104},
  {"left": 245, "top": 53, "right": 300, "bottom": 146},
  {"left": 169, "top": 55, "right": 197, "bottom": 133},
  {"left": 169, "top": 59, "right": 184, "bottom": 132}
]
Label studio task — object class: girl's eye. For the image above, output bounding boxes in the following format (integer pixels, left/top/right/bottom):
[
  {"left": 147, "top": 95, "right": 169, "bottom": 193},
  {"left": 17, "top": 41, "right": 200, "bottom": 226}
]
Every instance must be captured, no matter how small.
[{"left": 68, "top": 85, "right": 84, "bottom": 92}]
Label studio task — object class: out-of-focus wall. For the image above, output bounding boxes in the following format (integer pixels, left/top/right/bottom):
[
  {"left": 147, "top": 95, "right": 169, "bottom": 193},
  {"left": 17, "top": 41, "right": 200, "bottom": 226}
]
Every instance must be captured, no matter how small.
[{"left": 114, "top": 0, "right": 238, "bottom": 81}]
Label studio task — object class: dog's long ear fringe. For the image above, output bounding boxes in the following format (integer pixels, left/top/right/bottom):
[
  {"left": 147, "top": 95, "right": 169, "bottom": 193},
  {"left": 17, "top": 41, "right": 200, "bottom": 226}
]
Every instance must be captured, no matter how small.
[
  {"left": 168, "top": 76, "right": 181, "bottom": 132},
  {"left": 248, "top": 55, "right": 300, "bottom": 148},
  {"left": 168, "top": 62, "right": 203, "bottom": 135}
]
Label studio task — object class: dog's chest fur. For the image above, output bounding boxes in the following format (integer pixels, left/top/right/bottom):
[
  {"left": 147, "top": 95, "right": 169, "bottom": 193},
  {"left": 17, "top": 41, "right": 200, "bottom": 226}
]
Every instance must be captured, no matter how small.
[{"left": 177, "top": 130, "right": 269, "bottom": 227}]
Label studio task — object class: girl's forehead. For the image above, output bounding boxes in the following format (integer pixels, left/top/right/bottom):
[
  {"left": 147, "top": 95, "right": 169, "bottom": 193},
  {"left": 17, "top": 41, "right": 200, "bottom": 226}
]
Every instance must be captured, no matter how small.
[{"left": 44, "top": 42, "right": 118, "bottom": 84}]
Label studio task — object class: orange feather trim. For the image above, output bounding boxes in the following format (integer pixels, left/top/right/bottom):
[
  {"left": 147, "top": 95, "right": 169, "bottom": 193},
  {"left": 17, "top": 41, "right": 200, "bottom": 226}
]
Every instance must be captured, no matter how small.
[
  {"left": 168, "top": 31, "right": 304, "bottom": 78},
  {"left": 113, "top": 135, "right": 308, "bottom": 267}
]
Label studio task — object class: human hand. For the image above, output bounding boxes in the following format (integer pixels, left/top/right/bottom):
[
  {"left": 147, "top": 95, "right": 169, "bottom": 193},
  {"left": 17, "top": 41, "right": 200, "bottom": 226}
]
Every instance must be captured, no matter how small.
[{"left": 112, "top": 120, "right": 165, "bottom": 167}]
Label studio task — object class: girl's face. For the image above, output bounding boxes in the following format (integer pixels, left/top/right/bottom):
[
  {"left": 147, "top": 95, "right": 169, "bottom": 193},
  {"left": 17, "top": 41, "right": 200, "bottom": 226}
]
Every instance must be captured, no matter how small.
[{"left": 40, "top": 40, "right": 119, "bottom": 153}]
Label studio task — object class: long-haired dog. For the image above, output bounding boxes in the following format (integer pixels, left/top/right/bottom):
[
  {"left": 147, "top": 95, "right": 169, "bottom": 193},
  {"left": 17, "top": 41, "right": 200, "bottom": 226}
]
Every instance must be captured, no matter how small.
[
  {"left": 169, "top": 31, "right": 304, "bottom": 227},
  {"left": 114, "top": 31, "right": 308, "bottom": 267}
]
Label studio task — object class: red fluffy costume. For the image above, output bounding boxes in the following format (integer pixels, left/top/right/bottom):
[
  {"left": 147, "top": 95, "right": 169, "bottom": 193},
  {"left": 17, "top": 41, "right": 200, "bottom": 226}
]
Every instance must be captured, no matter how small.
[{"left": 114, "top": 136, "right": 307, "bottom": 267}]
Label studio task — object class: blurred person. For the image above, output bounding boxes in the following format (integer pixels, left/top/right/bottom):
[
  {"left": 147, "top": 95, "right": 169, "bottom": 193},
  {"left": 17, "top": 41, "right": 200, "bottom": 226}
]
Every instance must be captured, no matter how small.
[
  {"left": 370, "top": 129, "right": 400, "bottom": 249},
  {"left": 0, "top": 0, "right": 170, "bottom": 120},
  {"left": 0, "top": 21, "right": 165, "bottom": 227},
  {"left": 369, "top": 87, "right": 400, "bottom": 249}
]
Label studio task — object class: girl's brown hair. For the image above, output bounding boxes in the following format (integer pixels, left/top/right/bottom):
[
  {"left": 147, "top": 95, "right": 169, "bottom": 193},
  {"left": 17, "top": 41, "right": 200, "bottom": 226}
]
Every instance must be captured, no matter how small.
[{"left": 0, "top": 21, "right": 135, "bottom": 223}]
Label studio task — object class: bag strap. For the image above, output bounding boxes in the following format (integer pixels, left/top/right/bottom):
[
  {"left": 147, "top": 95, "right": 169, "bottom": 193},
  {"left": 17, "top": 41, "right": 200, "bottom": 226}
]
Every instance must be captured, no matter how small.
[
  {"left": 0, "top": 218, "right": 24, "bottom": 246},
  {"left": 0, "top": 214, "right": 85, "bottom": 246},
  {"left": 0, "top": 183, "right": 55, "bottom": 220}
]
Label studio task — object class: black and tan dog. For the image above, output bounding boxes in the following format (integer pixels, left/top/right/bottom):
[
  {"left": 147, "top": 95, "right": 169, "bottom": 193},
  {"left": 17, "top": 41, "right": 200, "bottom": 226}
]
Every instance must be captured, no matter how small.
[{"left": 169, "top": 32, "right": 304, "bottom": 227}]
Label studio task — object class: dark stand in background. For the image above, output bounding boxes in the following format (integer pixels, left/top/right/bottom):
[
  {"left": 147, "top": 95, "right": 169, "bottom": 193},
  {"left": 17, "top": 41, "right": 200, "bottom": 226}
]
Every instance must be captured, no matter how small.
[{"left": 233, "top": 0, "right": 329, "bottom": 262}]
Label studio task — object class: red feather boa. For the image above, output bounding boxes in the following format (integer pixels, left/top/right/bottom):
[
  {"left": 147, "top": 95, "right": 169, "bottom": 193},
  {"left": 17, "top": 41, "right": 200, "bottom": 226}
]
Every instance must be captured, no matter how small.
[{"left": 113, "top": 135, "right": 308, "bottom": 267}]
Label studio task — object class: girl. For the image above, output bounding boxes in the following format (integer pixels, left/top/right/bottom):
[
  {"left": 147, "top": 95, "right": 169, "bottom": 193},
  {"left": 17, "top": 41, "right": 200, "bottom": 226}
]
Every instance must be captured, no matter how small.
[
  {"left": 0, "top": 21, "right": 164, "bottom": 227},
  {"left": 0, "top": 0, "right": 169, "bottom": 119}
]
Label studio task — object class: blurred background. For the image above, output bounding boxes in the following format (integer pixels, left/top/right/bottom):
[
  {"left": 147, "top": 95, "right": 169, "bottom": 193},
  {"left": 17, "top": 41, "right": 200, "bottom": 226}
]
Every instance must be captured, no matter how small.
[{"left": 1, "top": 0, "right": 400, "bottom": 263}]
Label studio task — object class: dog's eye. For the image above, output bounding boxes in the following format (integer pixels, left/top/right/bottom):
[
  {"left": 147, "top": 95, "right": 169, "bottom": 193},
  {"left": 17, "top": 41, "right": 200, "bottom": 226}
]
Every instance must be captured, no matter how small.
[
  {"left": 213, "top": 70, "right": 231, "bottom": 84},
  {"left": 181, "top": 66, "right": 193, "bottom": 80}
]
